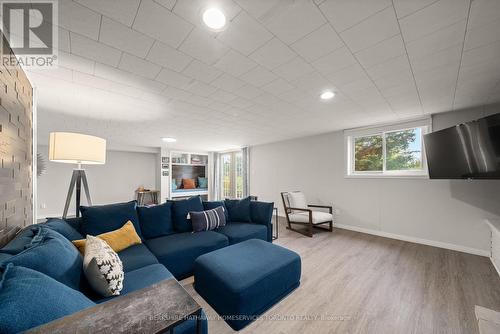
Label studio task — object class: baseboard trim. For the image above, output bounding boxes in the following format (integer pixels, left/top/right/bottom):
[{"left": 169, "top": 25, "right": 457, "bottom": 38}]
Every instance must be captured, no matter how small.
[{"left": 335, "top": 223, "right": 490, "bottom": 257}]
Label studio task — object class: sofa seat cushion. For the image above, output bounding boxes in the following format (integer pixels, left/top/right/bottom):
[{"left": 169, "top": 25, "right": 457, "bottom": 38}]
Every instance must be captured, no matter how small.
[
  {"left": 0, "top": 264, "right": 95, "bottom": 334},
  {"left": 117, "top": 244, "right": 159, "bottom": 272},
  {"left": 94, "top": 264, "right": 173, "bottom": 303},
  {"left": 80, "top": 201, "right": 143, "bottom": 240},
  {"left": 194, "top": 239, "right": 301, "bottom": 331},
  {"left": 1, "top": 227, "right": 84, "bottom": 290},
  {"left": 145, "top": 231, "right": 228, "bottom": 279},
  {"left": 215, "top": 223, "right": 267, "bottom": 244},
  {"left": 288, "top": 211, "right": 333, "bottom": 224}
]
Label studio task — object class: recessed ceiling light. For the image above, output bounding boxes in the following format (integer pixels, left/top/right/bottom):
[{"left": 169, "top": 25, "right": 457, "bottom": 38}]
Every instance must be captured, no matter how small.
[
  {"left": 162, "top": 137, "right": 177, "bottom": 143},
  {"left": 202, "top": 8, "right": 226, "bottom": 30},
  {"left": 320, "top": 91, "right": 335, "bottom": 100}
]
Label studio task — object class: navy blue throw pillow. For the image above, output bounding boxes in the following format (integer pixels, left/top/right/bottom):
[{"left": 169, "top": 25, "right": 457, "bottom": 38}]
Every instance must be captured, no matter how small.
[
  {"left": 203, "top": 201, "right": 229, "bottom": 220},
  {"left": 168, "top": 196, "right": 204, "bottom": 232},
  {"left": 80, "top": 201, "right": 143, "bottom": 239},
  {"left": 190, "top": 206, "right": 227, "bottom": 232},
  {"left": 43, "top": 218, "right": 84, "bottom": 241},
  {"left": 137, "top": 202, "right": 174, "bottom": 239},
  {"left": 224, "top": 196, "right": 252, "bottom": 223},
  {"left": 1, "top": 227, "right": 84, "bottom": 290},
  {"left": 0, "top": 264, "right": 95, "bottom": 334}
]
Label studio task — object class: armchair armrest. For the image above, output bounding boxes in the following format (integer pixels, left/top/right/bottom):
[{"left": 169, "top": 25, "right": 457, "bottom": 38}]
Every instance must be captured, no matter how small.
[{"left": 307, "top": 204, "right": 333, "bottom": 214}]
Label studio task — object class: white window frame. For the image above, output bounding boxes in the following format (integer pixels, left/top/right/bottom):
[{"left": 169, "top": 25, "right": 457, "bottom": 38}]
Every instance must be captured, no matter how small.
[
  {"left": 344, "top": 118, "right": 432, "bottom": 178},
  {"left": 219, "top": 150, "right": 243, "bottom": 199}
]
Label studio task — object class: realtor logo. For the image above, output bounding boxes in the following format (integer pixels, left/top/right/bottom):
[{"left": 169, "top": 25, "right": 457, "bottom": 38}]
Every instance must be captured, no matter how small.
[{"left": 0, "top": 0, "right": 58, "bottom": 68}]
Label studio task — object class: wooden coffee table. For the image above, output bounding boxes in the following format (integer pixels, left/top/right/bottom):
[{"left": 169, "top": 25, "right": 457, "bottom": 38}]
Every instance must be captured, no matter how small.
[{"left": 27, "top": 278, "right": 202, "bottom": 334}]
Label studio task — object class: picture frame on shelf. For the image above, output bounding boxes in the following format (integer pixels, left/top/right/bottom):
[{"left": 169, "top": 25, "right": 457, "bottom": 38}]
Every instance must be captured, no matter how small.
[
  {"left": 162, "top": 163, "right": 169, "bottom": 169},
  {"left": 162, "top": 170, "right": 169, "bottom": 177},
  {"left": 161, "top": 157, "right": 169, "bottom": 163}
]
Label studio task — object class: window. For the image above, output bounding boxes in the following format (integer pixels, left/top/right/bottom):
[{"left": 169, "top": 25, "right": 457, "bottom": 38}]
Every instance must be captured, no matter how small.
[
  {"left": 346, "top": 119, "right": 431, "bottom": 177},
  {"left": 220, "top": 151, "right": 243, "bottom": 198}
]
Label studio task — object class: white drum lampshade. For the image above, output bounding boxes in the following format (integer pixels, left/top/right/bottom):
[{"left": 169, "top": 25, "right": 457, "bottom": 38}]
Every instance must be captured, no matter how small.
[{"left": 49, "top": 132, "right": 106, "bottom": 165}]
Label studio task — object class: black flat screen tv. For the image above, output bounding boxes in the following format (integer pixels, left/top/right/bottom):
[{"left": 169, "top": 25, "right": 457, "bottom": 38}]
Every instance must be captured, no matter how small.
[{"left": 424, "top": 112, "right": 500, "bottom": 179}]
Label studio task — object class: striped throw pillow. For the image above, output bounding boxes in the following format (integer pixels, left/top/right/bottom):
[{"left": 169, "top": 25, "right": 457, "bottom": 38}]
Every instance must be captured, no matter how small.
[{"left": 190, "top": 206, "right": 226, "bottom": 232}]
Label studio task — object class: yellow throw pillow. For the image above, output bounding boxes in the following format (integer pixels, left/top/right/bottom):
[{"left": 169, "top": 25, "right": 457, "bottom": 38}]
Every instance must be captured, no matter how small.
[{"left": 72, "top": 221, "right": 141, "bottom": 254}]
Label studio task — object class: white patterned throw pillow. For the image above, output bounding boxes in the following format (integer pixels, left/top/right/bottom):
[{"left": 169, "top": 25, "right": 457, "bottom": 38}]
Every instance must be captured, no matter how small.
[{"left": 83, "top": 235, "right": 124, "bottom": 297}]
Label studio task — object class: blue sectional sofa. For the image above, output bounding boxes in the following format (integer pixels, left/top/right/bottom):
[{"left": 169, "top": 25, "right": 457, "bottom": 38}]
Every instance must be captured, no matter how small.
[{"left": 0, "top": 196, "right": 274, "bottom": 333}]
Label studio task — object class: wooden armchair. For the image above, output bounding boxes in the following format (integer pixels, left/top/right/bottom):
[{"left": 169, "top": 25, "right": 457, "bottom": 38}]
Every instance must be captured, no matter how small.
[{"left": 281, "top": 191, "right": 333, "bottom": 237}]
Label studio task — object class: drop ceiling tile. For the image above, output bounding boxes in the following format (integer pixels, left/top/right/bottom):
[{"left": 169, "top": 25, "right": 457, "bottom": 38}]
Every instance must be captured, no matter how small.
[
  {"left": 340, "top": 6, "right": 399, "bottom": 53},
  {"left": 319, "top": 0, "right": 391, "bottom": 32},
  {"left": 188, "top": 95, "right": 212, "bottom": 107},
  {"left": 399, "top": 0, "right": 469, "bottom": 42},
  {"left": 392, "top": 0, "right": 437, "bottom": 19},
  {"left": 249, "top": 38, "right": 296, "bottom": 70},
  {"left": 461, "top": 40, "right": 500, "bottom": 68},
  {"left": 312, "top": 47, "right": 357, "bottom": 73},
  {"left": 211, "top": 89, "right": 238, "bottom": 103},
  {"left": 262, "top": 78, "right": 295, "bottom": 95},
  {"left": 405, "top": 20, "right": 466, "bottom": 60},
  {"left": 355, "top": 34, "right": 405, "bottom": 69},
  {"left": 291, "top": 24, "right": 344, "bottom": 62},
  {"left": 179, "top": 28, "right": 229, "bottom": 64},
  {"left": 292, "top": 71, "right": 333, "bottom": 94},
  {"left": 75, "top": 0, "right": 141, "bottom": 26},
  {"left": 468, "top": 0, "right": 500, "bottom": 30},
  {"left": 172, "top": 0, "right": 241, "bottom": 28},
  {"left": 93, "top": 63, "right": 166, "bottom": 92},
  {"left": 119, "top": 53, "right": 162, "bottom": 79},
  {"left": 273, "top": 57, "right": 315, "bottom": 81},
  {"left": 410, "top": 43, "right": 462, "bottom": 74},
  {"left": 99, "top": 17, "right": 154, "bottom": 58},
  {"left": 464, "top": 17, "right": 500, "bottom": 51},
  {"left": 185, "top": 80, "right": 218, "bottom": 97},
  {"left": 211, "top": 74, "right": 246, "bottom": 92},
  {"left": 70, "top": 33, "right": 122, "bottom": 66},
  {"left": 146, "top": 41, "right": 192, "bottom": 72},
  {"left": 133, "top": 0, "right": 193, "bottom": 48},
  {"left": 154, "top": 0, "right": 177, "bottom": 10},
  {"left": 58, "top": 51, "right": 95, "bottom": 74},
  {"left": 59, "top": 1, "right": 101, "bottom": 40},
  {"left": 163, "top": 85, "right": 191, "bottom": 100},
  {"left": 366, "top": 55, "right": 411, "bottom": 81},
  {"left": 259, "top": 0, "right": 325, "bottom": 44},
  {"left": 233, "top": 84, "right": 263, "bottom": 100},
  {"left": 239, "top": 66, "right": 278, "bottom": 86},
  {"left": 217, "top": 11, "right": 273, "bottom": 55},
  {"left": 182, "top": 59, "right": 222, "bottom": 83},
  {"left": 325, "top": 64, "right": 368, "bottom": 87},
  {"left": 156, "top": 67, "right": 193, "bottom": 88},
  {"left": 229, "top": 97, "right": 253, "bottom": 109},
  {"left": 214, "top": 50, "right": 258, "bottom": 77}
]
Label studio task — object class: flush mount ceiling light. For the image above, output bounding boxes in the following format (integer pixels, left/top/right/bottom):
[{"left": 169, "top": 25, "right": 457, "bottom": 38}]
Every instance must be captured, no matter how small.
[
  {"left": 320, "top": 91, "right": 335, "bottom": 100},
  {"left": 162, "top": 137, "right": 177, "bottom": 143},
  {"left": 202, "top": 8, "right": 226, "bottom": 30}
]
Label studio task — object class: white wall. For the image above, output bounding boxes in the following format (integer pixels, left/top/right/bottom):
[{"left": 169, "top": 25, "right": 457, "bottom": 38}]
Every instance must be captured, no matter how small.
[
  {"left": 250, "top": 105, "right": 500, "bottom": 255},
  {"left": 37, "top": 146, "right": 158, "bottom": 219}
]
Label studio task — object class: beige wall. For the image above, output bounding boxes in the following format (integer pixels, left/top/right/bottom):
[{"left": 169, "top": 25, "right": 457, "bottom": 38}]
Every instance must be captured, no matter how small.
[
  {"left": 37, "top": 146, "right": 158, "bottom": 219},
  {"left": 250, "top": 105, "right": 500, "bottom": 255}
]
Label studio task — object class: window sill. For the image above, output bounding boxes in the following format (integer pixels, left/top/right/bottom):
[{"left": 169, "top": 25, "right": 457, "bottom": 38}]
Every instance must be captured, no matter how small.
[{"left": 345, "top": 173, "right": 429, "bottom": 179}]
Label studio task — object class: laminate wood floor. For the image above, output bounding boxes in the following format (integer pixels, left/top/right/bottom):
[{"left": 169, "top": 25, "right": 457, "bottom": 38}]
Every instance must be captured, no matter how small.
[{"left": 181, "top": 220, "right": 500, "bottom": 334}]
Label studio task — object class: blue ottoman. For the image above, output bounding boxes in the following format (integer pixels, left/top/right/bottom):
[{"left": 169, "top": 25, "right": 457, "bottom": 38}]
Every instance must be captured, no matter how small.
[{"left": 194, "top": 239, "right": 301, "bottom": 331}]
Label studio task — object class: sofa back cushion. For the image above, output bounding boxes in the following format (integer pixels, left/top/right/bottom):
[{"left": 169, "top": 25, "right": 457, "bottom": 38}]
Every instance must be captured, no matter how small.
[
  {"left": 169, "top": 196, "right": 204, "bottom": 232},
  {"left": 80, "top": 201, "right": 143, "bottom": 240},
  {"left": 0, "top": 227, "right": 84, "bottom": 290},
  {"left": 44, "top": 218, "right": 84, "bottom": 241},
  {"left": 224, "top": 196, "right": 252, "bottom": 223},
  {"left": 0, "top": 264, "right": 95, "bottom": 334},
  {"left": 0, "top": 227, "right": 39, "bottom": 255},
  {"left": 137, "top": 202, "right": 174, "bottom": 239},
  {"left": 191, "top": 206, "right": 227, "bottom": 232}
]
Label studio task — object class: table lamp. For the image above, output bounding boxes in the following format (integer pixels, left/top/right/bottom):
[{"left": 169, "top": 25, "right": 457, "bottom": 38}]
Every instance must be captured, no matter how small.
[{"left": 49, "top": 132, "right": 106, "bottom": 218}]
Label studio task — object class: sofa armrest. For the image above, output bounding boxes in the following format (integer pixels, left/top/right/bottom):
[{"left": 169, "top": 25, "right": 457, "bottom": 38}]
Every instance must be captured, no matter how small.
[{"left": 250, "top": 201, "right": 274, "bottom": 242}]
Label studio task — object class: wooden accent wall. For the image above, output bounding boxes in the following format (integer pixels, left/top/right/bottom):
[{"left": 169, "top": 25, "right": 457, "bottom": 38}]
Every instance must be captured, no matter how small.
[{"left": 0, "top": 33, "right": 34, "bottom": 240}]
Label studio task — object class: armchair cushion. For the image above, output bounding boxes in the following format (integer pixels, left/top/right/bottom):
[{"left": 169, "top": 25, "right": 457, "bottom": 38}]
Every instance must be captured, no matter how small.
[
  {"left": 288, "top": 211, "right": 333, "bottom": 224},
  {"left": 288, "top": 192, "right": 307, "bottom": 209}
]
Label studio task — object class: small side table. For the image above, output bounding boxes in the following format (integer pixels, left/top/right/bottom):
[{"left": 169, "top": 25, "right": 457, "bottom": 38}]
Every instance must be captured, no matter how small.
[
  {"left": 137, "top": 190, "right": 160, "bottom": 206},
  {"left": 273, "top": 207, "right": 279, "bottom": 240}
]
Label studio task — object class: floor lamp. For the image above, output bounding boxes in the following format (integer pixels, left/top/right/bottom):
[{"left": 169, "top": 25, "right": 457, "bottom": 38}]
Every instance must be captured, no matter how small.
[{"left": 49, "top": 132, "right": 106, "bottom": 218}]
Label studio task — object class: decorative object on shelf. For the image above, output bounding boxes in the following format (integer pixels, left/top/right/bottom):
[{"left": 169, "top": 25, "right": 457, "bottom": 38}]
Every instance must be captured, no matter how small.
[
  {"left": 36, "top": 153, "right": 47, "bottom": 177},
  {"left": 162, "top": 171, "right": 169, "bottom": 177},
  {"left": 49, "top": 132, "right": 106, "bottom": 219},
  {"left": 161, "top": 156, "right": 169, "bottom": 163},
  {"left": 161, "top": 163, "right": 169, "bottom": 169}
]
